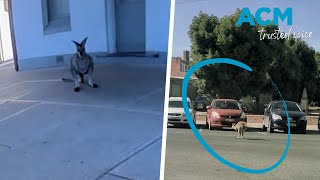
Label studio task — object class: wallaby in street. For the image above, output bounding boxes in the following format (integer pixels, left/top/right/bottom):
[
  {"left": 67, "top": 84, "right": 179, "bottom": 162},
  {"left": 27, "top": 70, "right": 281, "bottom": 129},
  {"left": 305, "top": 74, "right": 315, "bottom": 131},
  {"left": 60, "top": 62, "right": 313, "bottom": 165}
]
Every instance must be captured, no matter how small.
[
  {"left": 62, "top": 37, "right": 98, "bottom": 92},
  {"left": 231, "top": 121, "right": 248, "bottom": 139}
]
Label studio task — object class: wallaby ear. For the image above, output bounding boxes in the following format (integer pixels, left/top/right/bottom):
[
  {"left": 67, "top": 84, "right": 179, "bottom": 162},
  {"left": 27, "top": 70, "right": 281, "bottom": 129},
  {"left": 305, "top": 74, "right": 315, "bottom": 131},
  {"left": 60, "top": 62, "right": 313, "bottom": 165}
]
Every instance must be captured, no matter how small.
[
  {"left": 72, "top": 40, "right": 80, "bottom": 46},
  {"left": 81, "top": 37, "right": 88, "bottom": 45}
]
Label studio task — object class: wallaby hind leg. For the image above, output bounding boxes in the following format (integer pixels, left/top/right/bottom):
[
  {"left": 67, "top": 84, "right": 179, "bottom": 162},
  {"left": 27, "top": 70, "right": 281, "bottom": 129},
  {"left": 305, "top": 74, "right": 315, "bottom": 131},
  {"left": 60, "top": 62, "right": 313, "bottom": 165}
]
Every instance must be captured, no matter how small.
[
  {"left": 237, "top": 128, "right": 241, "bottom": 139},
  {"left": 71, "top": 69, "right": 81, "bottom": 92},
  {"left": 87, "top": 66, "right": 98, "bottom": 88},
  {"left": 79, "top": 73, "right": 84, "bottom": 83},
  {"left": 241, "top": 127, "right": 244, "bottom": 138}
]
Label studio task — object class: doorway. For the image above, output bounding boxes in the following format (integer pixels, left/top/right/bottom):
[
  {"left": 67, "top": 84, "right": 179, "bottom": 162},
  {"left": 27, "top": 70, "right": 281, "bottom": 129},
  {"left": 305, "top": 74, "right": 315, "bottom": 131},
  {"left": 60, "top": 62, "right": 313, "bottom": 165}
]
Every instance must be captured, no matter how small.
[{"left": 115, "top": 0, "right": 146, "bottom": 53}]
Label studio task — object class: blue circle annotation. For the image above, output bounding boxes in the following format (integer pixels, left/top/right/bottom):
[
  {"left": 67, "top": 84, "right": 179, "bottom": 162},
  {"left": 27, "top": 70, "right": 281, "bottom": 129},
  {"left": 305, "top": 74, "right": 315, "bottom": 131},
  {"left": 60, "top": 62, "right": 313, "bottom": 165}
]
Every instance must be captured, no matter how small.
[{"left": 181, "top": 58, "right": 291, "bottom": 174}]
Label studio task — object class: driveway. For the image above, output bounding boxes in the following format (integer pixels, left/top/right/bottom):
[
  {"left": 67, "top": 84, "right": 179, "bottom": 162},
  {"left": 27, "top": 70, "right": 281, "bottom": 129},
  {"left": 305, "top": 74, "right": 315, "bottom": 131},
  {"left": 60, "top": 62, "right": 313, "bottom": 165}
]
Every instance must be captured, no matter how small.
[{"left": 0, "top": 59, "right": 167, "bottom": 180}]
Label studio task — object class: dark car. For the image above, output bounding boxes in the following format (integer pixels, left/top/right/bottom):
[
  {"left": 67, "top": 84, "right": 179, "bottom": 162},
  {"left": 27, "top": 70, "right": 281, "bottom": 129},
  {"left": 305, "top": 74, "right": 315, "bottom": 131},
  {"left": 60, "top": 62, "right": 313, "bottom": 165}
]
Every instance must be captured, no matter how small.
[
  {"left": 193, "top": 95, "right": 212, "bottom": 111},
  {"left": 262, "top": 101, "right": 307, "bottom": 134}
]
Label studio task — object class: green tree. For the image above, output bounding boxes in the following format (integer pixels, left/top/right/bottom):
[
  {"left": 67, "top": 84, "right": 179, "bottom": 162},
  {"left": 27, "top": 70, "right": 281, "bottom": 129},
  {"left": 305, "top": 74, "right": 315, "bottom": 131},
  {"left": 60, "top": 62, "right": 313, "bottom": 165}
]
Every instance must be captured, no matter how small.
[
  {"left": 188, "top": 10, "right": 283, "bottom": 99},
  {"left": 188, "top": 10, "right": 320, "bottom": 102}
]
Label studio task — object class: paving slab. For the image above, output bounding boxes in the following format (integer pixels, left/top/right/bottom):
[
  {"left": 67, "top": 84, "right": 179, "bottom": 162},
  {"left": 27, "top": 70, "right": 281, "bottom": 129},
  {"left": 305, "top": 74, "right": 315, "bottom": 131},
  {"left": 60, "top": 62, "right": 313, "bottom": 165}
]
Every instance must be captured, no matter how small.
[
  {"left": 0, "top": 61, "right": 167, "bottom": 180},
  {"left": 108, "top": 138, "right": 162, "bottom": 180}
]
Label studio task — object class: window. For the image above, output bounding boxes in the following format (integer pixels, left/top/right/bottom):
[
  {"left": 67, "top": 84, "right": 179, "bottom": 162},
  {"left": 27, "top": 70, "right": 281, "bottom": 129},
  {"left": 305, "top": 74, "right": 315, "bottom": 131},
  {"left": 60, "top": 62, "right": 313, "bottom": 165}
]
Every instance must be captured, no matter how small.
[
  {"left": 41, "top": 0, "right": 71, "bottom": 35},
  {"left": 181, "top": 63, "right": 185, "bottom": 72},
  {"left": 185, "top": 65, "right": 189, "bottom": 71},
  {"left": 181, "top": 63, "right": 189, "bottom": 72},
  {"left": 169, "top": 101, "right": 191, "bottom": 109}
]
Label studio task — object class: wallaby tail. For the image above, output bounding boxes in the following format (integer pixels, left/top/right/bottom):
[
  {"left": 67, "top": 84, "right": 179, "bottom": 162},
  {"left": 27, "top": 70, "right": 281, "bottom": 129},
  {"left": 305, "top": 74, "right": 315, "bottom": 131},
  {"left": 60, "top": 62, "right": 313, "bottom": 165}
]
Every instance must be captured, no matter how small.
[{"left": 62, "top": 78, "right": 73, "bottom": 82}]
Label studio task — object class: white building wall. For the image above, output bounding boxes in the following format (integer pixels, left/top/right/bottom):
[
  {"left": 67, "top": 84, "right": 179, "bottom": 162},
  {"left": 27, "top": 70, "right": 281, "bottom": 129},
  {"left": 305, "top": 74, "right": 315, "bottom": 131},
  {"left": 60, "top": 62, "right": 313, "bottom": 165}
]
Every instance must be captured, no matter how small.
[
  {"left": 11, "top": 0, "right": 108, "bottom": 61},
  {"left": 145, "top": 0, "right": 171, "bottom": 53},
  {"left": 10, "top": 0, "right": 171, "bottom": 70},
  {"left": 0, "top": 0, "right": 13, "bottom": 61}
]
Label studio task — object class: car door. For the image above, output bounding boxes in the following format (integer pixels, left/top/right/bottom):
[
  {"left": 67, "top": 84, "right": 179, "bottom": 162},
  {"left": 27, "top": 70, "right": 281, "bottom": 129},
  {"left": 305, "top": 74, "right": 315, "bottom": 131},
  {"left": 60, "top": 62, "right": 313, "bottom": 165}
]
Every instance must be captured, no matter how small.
[{"left": 263, "top": 103, "right": 272, "bottom": 127}]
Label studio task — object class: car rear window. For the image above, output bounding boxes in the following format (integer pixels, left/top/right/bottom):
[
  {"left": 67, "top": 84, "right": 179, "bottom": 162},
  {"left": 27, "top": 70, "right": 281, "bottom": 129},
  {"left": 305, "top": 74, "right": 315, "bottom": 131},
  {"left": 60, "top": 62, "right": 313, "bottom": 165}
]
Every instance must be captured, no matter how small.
[
  {"left": 273, "top": 102, "right": 302, "bottom": 112},
  {"left": 169, "top": 101, "right": 190, "bottom": 108},
  {"left": 215, "top": 101, "right": 240, "bottom": 110}
]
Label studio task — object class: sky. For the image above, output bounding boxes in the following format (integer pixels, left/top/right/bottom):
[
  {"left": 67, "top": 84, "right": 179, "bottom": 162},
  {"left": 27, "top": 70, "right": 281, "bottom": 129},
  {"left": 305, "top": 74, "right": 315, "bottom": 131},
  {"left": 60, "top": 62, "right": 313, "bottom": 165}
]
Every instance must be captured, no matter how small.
[{"left": 172, "top": 0, "right": 320, "bottom": 57}]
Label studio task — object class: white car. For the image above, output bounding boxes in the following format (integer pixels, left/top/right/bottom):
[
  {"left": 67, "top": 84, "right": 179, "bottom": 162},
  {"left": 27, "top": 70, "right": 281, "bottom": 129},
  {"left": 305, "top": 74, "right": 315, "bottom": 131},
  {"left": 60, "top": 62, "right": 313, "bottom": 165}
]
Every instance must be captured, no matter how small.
[{"left": 167, "top": 97, "right": 196, "bottom": 125}]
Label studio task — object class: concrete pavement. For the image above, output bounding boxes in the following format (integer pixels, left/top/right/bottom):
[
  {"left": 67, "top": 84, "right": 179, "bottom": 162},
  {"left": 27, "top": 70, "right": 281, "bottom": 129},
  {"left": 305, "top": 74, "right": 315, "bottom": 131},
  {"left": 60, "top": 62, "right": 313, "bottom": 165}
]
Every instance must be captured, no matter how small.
[
  {"left": 164, "top": 126, "right": 320, "bottom": 180},
  {"left": 0, "top": 59, "right": 167, "bottom": 180}
]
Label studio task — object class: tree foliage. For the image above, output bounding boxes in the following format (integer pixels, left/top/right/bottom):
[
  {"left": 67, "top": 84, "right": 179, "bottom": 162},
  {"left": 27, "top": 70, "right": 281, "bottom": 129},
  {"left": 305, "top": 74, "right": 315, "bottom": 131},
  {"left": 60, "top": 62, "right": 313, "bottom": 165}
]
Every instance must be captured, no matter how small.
[{"left": 188, "top": 10, "right": 320, "bottom": 102}]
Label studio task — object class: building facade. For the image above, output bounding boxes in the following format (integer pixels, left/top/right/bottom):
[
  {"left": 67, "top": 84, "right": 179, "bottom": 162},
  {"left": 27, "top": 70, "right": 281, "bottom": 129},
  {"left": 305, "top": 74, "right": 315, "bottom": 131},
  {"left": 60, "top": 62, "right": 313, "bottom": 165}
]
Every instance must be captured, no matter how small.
[
  {"left": 170, "top": 50, "right": 198, "bottom": 100},
  {"left": 9, "top": 0, "right": 171, "bottom": 70},
  {"left": 0, "top": 0, "right": 13, "bottom": 62}
]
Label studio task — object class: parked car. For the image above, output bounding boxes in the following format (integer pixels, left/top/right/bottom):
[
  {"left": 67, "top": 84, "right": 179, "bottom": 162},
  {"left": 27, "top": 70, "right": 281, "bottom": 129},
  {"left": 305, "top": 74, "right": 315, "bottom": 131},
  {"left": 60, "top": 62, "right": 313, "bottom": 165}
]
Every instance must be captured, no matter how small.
[
  {"left": 262, "top": 101, "right": 307, "bottom": 134},
  {"left": 168, "top": 97, "right": 196, "bottom": 126},
  {"left": 193, "top": 95, "right": 213, "bottom": 111},
  {"left": 206, "top": 99, "right": 247, "bottom": 130}
]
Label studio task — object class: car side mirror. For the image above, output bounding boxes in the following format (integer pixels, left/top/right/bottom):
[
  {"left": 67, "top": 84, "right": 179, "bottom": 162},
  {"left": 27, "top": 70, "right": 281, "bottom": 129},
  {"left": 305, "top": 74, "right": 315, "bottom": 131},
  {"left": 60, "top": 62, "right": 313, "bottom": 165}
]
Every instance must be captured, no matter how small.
[
  {"left": 206, "top": 105, "right": 212, "bottom": 109},
  {"left": 264, "top": 108, "right": 268, "bottom": 113}
]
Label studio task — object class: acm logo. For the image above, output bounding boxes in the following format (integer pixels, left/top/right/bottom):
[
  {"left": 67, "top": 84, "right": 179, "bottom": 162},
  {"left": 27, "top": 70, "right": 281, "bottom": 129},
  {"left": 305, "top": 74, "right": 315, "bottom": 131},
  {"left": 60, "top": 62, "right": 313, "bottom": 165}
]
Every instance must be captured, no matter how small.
[{"left": 236, "top": 7, "right": 292, "bottom": 27}]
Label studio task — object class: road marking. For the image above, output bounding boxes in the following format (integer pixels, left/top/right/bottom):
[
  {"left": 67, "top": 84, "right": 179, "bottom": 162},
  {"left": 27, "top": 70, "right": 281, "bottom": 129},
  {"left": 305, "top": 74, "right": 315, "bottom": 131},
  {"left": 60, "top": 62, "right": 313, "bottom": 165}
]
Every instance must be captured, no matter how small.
[
  {"left": 134, "top": 87, "right": 165, "bottom": 103},
  {"left": 0, "top": 79, "right": 62, "bottom": 91},
  {"left": 257, "top": 132, "right": 268, "bottom": 136},
  {"left": 9, "top": 99, "right": 163, "bottom": 116},
  {"left": 0, "top": 102, "right": 42, "bottom": 123},
  {"left": 0, "top": 90, "right": 31, "bottom": 105},
  {"left": 95, "top": 136, "right": 162, "bottom": 180}
]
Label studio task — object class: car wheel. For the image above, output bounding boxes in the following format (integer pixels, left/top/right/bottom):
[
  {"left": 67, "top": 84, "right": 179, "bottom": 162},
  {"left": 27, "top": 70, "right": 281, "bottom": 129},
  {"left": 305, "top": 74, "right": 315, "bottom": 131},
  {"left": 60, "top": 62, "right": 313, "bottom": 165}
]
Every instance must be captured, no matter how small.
[
  {"left": 205, "top": 117, "right": 209, "bottom": 129},
  {"left": 262, "top": 125, "right": 267, "bottom": 132},
  {"left": 268, "top": 120, "right": 274, "bottom": 133},
  {"left": 301, "top": 126, "right": 307, "bottom": 134}
]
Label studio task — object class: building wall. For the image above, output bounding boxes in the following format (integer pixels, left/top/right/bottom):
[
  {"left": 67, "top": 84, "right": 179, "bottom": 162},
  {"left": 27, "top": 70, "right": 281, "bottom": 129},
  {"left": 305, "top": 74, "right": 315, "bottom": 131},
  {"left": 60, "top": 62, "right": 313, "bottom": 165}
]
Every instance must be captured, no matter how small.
[
  {"left": 170, "top": 52, "right": 198, "bottom": 100},
  {"left": 170, "top": 56, "right": 197, "bottom": 78},
  {"left": 11, "top": 0, "right": 108, "bottom": 61},
  {"left": 145, "top": 0, "right": 170, "bottom": 53},
  {"left": 169, "top": 78, "right": 198, "bottom": 100},
  {"left": 0, "top": 0, "right": 13, "bottom": 61},
  {"left": 10, "top": 0, "right": 170, "bottom": 70}
]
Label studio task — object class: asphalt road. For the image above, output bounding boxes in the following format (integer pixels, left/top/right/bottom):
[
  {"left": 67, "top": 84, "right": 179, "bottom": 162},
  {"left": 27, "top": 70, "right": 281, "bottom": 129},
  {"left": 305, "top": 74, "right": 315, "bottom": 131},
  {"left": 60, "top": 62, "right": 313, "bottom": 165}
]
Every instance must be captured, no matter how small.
[{"left": 164, "top": 125, "right": 320, "bottom": 180}]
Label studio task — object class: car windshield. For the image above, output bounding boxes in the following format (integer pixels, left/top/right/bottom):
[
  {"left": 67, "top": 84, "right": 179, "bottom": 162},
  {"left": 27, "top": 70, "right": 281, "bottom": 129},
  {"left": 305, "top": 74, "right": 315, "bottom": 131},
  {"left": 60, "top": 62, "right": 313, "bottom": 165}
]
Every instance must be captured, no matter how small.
[
  {"left": 273, "top": 102, "right": 302, "bottom": 111},
  {"left": 215, "top": 101, "right": 240, "bottom": 110},
  {"left": 195, "top": 96, "right": 206, "bottom": 101},
  {"left": 169, "top": 100, "right": 190, "bottom": 108}
]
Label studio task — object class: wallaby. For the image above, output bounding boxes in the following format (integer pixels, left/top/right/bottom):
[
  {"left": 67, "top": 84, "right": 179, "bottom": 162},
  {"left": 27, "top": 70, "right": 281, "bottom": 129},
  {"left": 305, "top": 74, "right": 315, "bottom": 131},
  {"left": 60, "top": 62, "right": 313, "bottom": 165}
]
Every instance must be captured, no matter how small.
[
  {"left": 231, "top": 121, "right": 248, "bottom": 139},
  {"left": 62, "top": 37, "right": 98, "bottom": 92}
]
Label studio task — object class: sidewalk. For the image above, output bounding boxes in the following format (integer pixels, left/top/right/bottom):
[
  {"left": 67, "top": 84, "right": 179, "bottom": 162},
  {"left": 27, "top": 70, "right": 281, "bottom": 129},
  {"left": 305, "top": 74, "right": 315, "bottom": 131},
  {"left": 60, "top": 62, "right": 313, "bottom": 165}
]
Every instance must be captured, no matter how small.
[{"left": 0, "top": 59, "right": 167, "bottom": 180}]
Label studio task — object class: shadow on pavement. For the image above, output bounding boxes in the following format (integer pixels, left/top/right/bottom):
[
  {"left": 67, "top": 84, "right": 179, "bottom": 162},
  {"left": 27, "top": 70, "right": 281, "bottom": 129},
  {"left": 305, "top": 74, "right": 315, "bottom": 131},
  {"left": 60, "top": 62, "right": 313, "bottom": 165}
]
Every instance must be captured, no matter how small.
[{"left": 241, "top": 137, "right": 270, "bottom": 141}]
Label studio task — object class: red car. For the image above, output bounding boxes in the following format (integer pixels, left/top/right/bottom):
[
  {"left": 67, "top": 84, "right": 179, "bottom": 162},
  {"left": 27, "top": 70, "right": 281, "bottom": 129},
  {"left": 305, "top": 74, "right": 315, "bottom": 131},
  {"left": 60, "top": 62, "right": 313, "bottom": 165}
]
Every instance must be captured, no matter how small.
[{"left": 206, "top": 99, "right": 247, "bottom": 130}]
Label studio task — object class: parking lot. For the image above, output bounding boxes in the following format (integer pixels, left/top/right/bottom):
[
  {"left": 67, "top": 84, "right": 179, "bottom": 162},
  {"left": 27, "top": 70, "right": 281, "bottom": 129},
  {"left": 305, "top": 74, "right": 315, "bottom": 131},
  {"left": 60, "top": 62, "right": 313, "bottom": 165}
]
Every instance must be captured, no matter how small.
[{"left": 164, "top": 123, "right": 320, "bottom": 180}]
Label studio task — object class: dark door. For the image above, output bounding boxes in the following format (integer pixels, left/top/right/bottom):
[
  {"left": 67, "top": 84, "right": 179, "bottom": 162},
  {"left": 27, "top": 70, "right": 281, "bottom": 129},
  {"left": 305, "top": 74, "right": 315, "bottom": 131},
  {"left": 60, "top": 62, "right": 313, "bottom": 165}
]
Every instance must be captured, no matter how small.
[{"left": 115, "top": 0, "right": 146, "bottom": 52}]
